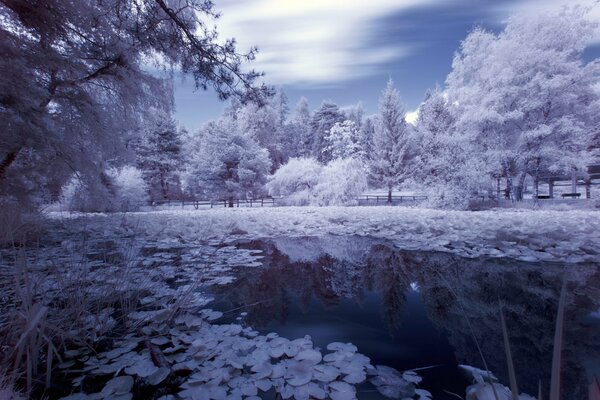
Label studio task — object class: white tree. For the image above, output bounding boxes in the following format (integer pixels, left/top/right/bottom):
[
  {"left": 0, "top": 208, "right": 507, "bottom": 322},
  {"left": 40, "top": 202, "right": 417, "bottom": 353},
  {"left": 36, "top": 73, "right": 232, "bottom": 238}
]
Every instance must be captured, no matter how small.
[
  {"left": 447, "top": 7, "right": 600, "bottom": 200},
  {"left": 325, "top": 120, "right": 362, "bottom": 160},
  {"left": 185, "top": 118, "right": 271, "bottom": 206},
  {"left": 358, "top": 117, "right": 376, "bottom": 162},
  {"left": 369, "top": 79, "right": 415, "bottom": 203},
  {"left": 311, "top": 101, "right": 345, "bottom": 162},
  {"left": 134, "top": 111, "right": 184, "bottom": 201},
  {"left": 0, "top": 0, "right": 268, "bottom": 209},
  {"left": 266, "top": 157, "right": 322, "bottom": 205},
  {"left": 284, "top": 97, "right": 313, "bottom": 158},
  {"left": 237, "top": 102, "right": 285, "bottom": 171},
  {"left": 313, "top": 158, "right": 368, "bottom": 206}
]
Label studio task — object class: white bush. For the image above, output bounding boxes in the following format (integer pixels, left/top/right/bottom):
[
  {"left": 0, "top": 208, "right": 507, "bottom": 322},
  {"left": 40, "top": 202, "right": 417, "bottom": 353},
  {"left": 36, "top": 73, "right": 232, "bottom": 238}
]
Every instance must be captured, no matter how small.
[
  {"left": 59, "top": 166, "right": 148, "bottom": 212},
  {"left": 267, "top": 158, "right": 322, "bottom": 206},
  {"left": 313, "top": 158, "right": 368, "bottom": 206},
  {"left": 267, "top": 157, "right": 368, "bottom": 206},
  {"left": 110, "top": 166, "right": 149, "bottom": 211}
]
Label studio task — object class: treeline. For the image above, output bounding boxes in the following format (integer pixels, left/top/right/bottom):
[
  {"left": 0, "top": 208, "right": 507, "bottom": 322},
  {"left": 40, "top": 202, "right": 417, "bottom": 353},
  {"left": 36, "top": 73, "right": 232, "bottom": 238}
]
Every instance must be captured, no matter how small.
[
  {"left": 117, "top": 7, "right": 598, "bottom": 211},
  {"left": 2, "top": 3, "right": 599, "bottom": 213}
]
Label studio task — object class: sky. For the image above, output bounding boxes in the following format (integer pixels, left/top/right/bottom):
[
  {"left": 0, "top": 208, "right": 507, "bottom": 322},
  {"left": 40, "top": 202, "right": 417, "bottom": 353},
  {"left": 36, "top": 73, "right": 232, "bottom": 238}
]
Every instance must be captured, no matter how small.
[{"left": 174, "top": 0, "right": 600, "bottom": 131}]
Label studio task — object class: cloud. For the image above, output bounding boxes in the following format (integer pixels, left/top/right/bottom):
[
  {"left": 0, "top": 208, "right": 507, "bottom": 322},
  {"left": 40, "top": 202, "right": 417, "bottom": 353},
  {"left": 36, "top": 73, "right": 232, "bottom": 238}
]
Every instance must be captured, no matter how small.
[
  {"left": 214, "top": 0, "right": 440, "bottom": 85},
  {"left": 405, "top": 109, "right": 419, "bottom": 125}
]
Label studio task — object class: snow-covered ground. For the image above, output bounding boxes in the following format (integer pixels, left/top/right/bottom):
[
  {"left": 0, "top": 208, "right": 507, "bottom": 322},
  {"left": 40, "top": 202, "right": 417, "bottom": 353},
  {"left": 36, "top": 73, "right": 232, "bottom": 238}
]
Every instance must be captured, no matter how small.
[{"left": 48, "top": 206, "right": 600, "bottom": 264}]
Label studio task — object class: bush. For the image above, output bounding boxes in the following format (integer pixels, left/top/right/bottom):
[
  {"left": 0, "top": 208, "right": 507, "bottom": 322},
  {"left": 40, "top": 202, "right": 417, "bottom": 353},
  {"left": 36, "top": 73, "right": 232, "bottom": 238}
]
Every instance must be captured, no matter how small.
[
  {"left": 268, "top": 157, "right": 367, "bottom": 206},
  {"left": 59, "top": 166, "right": 148, "bottom": 212},
  {"left": 313, "top": 158, "right": 368, "bottom": 206},
  {"left": 110, "top": 166, "right": 149, "bottom": 211},
  {"left": 267, "top": 158, "right": 322, "bottom": 206}
]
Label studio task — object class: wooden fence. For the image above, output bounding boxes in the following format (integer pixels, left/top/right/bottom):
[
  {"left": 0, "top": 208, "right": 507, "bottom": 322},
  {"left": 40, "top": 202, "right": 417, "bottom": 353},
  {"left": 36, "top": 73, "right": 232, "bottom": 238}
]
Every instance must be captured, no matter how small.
[
  {"left": 357, "top": 195, "right": 428, "bottom": 205},
  {"left": 148, "top": 197, "right": 281, "bottom": 209},
  {"left": 147, "top": 195, "right": 429, "bottom": 209}
]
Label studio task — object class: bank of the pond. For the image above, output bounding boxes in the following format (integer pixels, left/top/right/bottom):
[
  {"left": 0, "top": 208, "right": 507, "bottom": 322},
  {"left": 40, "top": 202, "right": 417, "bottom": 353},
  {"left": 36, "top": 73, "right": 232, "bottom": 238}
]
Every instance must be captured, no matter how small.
[{"left": 48, "top": 206, "right": 600, "bottom": 264}]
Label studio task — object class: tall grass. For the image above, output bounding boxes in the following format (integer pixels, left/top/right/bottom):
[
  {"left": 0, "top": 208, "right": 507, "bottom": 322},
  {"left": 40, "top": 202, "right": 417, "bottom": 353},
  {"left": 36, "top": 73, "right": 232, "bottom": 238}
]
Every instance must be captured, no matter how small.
[
  {"left": 495, "top": 273, "right": 568, "bottom": 400},
  {"left": 0, "top": 223, "right": 151, "bottom": 397}
]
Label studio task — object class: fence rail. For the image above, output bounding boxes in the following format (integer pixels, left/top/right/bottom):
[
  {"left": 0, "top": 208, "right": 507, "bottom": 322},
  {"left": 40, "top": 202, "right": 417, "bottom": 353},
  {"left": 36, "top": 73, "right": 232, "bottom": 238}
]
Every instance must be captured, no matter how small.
[
  {"left": 146, "top": 195, "right": 429, "bottom": 209},
  {"left": 148, "top": 197, "right": 282, "bottom": 209},
  {"left": 358, "top": 195, "right": 428, "bottom": 205}
]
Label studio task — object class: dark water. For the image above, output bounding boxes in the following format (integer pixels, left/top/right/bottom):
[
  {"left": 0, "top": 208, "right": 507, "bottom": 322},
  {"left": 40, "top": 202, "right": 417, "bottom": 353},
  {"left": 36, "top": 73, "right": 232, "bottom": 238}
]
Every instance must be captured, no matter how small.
[{"left": 209, "top": 235, "right": 600, "bottom": 399}]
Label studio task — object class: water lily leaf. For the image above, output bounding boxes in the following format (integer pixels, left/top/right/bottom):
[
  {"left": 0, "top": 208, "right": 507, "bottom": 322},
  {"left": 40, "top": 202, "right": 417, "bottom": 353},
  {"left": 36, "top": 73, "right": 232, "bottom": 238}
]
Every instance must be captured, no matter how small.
[
  {"left": 295, "top": 349, "right": 322, "bottom": 364},
  {"left": 255, "top": 379, "right": 272, "bottom": 392},
  {"left": 101, "top": 376, "right": 133, "bottom": 396},
  {"left": 308, "top": 382, "right": 327, "bottom": 399},
  {"left": 293, "top": 384, "right": 310, "bottom": 400},
  {"left": 124, "top": 357, "right": 158, "bottom": 378},
  {"left": 343, "top": 371, "right": 366, "bottom": 384},
  {"left": 326, "top": 342, "right": 357, "bottom": 353},
  {"left": 147, "top": 367, "right": 170, "bottom": 385},
  {"left": 402, "top": 370, "right": 422, "bottom": 384},
  {"left": 285, "top": 360, "right": 313, "bottom": 386},
  {"left": 415, "top": 388, "right": 433, "bottom": 399},
  {"left": 280, "top": 384, "right": 295, "bottom": 399},
  {"left": 329, "top": 381, "right": 356, "bottom": 400},
  {"left": 312, "top": 364, "right": 339, "bottom": 382},
  {"left": 150, "top": 337, "right": 170, "bottom": 346}
]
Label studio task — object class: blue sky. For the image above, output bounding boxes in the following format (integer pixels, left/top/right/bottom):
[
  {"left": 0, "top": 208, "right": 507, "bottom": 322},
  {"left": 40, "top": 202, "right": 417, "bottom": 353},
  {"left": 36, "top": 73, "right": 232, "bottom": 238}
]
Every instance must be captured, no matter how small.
[{"left": 174, "top": 0, "right": 600, "bottom": 130}]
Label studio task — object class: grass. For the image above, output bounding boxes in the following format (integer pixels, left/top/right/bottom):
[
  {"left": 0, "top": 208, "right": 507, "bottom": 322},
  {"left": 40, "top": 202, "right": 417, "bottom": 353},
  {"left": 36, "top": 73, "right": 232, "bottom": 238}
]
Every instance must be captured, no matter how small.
[
  {"left": 495, "top": 274, "right": 569, "bottom": 400},
  {"left": 0, "top": 224, "right": 153, "bottom": 398}
]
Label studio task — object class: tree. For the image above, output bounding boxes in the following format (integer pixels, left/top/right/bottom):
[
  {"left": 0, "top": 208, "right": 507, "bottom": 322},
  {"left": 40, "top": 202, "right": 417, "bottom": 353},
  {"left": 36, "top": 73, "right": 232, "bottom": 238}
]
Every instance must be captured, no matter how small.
[
  {"left": 358, "top": 117, "right": 376, "bottom": 162},
  {"left": 414, "top": 88, "right": 457, "bottom": 182},
  {"left": 310, "top": 101, "right": 345, "bottom": 162},
  {"left": 344, "top": 102, "right": 364, "bottom": 128},
  {"left": 237, "top": 101, "right": 285, "bottom": 171},
  {"left": 446, "top": 7, "right": 600, "bottom": 200},
  {"left": 185, "top": 118, "right": 271, "bottom": 207},
  {"left": 324, "top": 120, "right": 362, "bottom": 160},
  {"left": 289, "top": 97, "right": 313, "bottom": 158},
  {"left": 370, "top": 79, "right": 415, "bottom": 203},
  {"left": 134, "top": 112, "right": 183, "bottom": 201},
  {"left": 313, "top": 158, "right": 368, "bottom": 206},
  {"left": 0, "top": 0, "right": 268, "bottom": 208},
  {"left": 266, "top": 157, "right": 322, "bottom": 205}
]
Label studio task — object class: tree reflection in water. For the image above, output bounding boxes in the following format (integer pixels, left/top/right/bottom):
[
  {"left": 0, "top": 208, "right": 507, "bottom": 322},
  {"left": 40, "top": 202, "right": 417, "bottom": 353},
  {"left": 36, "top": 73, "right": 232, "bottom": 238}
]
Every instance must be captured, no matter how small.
[{"left": 210, "top": 236, "right": 600, "bottom": 398}]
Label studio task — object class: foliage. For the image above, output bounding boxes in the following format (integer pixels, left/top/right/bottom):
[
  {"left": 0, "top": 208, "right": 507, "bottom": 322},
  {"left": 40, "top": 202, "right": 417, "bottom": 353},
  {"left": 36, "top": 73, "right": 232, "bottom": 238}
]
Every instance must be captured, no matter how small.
[
  {"left": 446, "top": 7, "right": 600, "bottom": 199},
  {"left": 311, "top": 101, "right": 345, "bottom": 162},
  {"left": 267, "top": 157, "right": 367, "bottom": 206},
  {"left": 0, "top": 0, "right": 268, "bottom": 208},
  {"left": 184, "top": 118, "right": 271, "bottom": 204},
  {"left": 266, "top": 158, "right": 322, "bottom": 206},
  {"left": 133, "top": 112, "right": 184, "bottom": 201},
  {"left": 314, "top": 158, "right": 368, "bottom": 206},
  {"left": 324, "top": 120, "right": 362, "bottom": 160},
  {"left": 369, "top": 79, "right": 415, "bottom": 198}
]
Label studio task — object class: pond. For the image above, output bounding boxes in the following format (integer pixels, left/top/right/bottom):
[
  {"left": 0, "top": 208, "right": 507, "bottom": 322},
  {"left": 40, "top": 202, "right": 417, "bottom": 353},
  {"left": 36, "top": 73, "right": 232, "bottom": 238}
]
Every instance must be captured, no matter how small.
[
  {"left": 208, "top": 236, "right": 600, "bottom": 399},
  {"left": 5, "top": 227, "right": 600, "bottom": 400}
]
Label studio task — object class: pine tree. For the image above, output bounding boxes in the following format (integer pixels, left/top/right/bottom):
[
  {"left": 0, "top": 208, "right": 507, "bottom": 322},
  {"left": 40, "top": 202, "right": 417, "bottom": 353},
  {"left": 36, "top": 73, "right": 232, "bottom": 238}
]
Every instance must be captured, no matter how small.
[
  {"left": 134, "top": 113, "right": 183, "bottom": 202},
  {"left": 310, "top": 101, "right": 345, "bottom": 162},
  {"left": 369, "top": 79, "right": 414, "bottom": 203},
  {"left": 185, "top": 117, "right": 271, "bottom": 207}
]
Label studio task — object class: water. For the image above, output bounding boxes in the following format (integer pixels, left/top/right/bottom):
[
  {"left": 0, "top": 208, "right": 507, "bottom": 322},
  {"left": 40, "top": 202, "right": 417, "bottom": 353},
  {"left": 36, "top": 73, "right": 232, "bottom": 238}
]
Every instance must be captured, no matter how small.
[{"left": 209, "top": 235, "right": 600, "bottom": 399}]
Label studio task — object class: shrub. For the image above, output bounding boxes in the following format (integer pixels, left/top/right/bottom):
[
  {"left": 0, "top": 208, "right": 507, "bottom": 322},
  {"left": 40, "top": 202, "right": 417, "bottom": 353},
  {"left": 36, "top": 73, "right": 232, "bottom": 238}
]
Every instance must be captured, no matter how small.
[
  {"left": 267, "top": 158, "right": 322, "bottom": 206},
  {"left": 313, "top": 158, "right": 368, "bottom": 206}
]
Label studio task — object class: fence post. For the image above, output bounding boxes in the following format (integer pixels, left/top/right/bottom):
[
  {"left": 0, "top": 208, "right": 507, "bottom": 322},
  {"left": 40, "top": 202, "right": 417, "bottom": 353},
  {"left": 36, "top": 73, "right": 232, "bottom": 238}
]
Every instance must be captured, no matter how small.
[{"left": 261, "top": 199, "right": 264, "bottom": 207}]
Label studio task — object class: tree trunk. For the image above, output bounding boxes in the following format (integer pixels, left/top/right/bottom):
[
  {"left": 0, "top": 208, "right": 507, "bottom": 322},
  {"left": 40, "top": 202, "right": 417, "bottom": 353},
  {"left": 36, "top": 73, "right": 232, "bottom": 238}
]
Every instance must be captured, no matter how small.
[
  {"left": 228, "top": 196, "right": 234, "bottom": 208},
  {"left": 0, "top": 149, "right": 20, "bottom": 181},
  {"left": 387, "top": 187, "right": 392, "bottom": 204},
  {"left": 504, "top": 176, "right": 512, "bottom": 199},
  {"left": 514, "top": 172, "right": 527, "bottom": 201}
]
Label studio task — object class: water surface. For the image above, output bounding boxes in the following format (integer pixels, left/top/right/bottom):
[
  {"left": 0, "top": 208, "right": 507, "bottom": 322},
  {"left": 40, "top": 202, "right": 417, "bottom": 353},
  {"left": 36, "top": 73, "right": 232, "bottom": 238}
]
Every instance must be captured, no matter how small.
[{"left": 209, "top": 236, "right": 600, "bottom": 399}]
